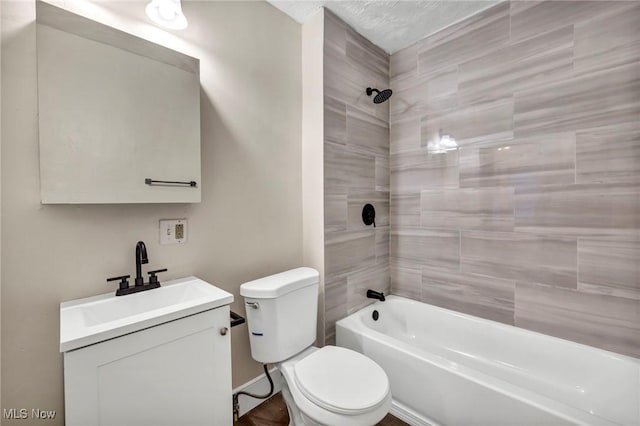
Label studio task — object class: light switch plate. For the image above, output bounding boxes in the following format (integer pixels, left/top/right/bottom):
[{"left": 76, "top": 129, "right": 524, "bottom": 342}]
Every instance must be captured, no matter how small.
[{"left": 159, "top": 219, "right": 187, "bottom": 245}]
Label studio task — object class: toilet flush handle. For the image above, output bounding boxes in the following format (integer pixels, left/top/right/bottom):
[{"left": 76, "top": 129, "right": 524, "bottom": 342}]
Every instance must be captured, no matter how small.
[{"left": 245, "top": 301, "right": 260, "bottom": 309}]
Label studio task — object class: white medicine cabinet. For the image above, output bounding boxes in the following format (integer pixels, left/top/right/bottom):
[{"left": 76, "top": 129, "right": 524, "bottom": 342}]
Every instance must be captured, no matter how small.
[{"left": 36, "top": 1, "right": 201, "bottom": 204}]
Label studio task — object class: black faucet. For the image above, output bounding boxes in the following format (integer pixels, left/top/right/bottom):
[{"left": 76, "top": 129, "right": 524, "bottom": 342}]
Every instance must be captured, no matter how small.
[
  {"left": 135, "top": 241, "right": 149, "bottom": 287},
  {"left": 367, "top": 289, "right": 386, "bottom": 302},
  {"left": 107, "top": 241, "right": 167, "bottom": 296}
]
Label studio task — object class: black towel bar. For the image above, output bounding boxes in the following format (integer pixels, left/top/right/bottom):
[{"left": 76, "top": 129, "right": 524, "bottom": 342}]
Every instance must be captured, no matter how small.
[{"left": 145, "top": 178, "right": 197, "bottom": 187}]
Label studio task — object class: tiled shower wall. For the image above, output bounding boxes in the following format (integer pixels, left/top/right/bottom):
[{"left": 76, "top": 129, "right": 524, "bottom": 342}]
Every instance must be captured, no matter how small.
[
  {"left": 323, "top": 10, "right": 390, "bottom": 344},
  {"left": 389, "top": 1, "right": 640, "bottom": 357}
]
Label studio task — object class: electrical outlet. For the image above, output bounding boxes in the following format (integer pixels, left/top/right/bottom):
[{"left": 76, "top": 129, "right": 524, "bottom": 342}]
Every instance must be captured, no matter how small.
[
  {"left": 175, "top": 223, "right": 184, "bottom": 239},
  {"left": 159, "top": 219, "right": 188, "bottom": 245}
]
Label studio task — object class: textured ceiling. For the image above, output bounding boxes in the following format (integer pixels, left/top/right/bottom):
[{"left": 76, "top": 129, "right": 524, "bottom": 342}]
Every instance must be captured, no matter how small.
[{"left": 267, "top": 0, "right": 501, "bottom": 54}]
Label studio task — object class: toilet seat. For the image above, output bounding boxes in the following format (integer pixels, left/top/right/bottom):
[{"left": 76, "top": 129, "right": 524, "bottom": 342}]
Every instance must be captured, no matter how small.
[
  {"left": 293, "top": 346, "right": 389, "bottom": 415},
  {"left": 279, "top": 346, "right": 392, "bottom": 426}
]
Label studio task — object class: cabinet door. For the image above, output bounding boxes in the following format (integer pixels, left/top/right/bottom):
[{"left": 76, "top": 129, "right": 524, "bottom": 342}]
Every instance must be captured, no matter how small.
[
  {"left": 64, "top": 307, "right": 231, "bottom": 426},
  {"left": 36, "top": 2, "right": 201, "bottom": 204}
]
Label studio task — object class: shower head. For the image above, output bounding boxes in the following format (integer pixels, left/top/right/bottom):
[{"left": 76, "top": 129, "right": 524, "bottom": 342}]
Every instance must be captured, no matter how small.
[{"left": 366, "top": 87, "right": 393, "bottom": 104}]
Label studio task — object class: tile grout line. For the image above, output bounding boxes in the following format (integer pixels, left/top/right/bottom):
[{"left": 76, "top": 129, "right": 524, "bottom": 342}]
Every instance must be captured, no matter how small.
[{"left": 576, "top": 237, "right": 580, "bottom": 293}]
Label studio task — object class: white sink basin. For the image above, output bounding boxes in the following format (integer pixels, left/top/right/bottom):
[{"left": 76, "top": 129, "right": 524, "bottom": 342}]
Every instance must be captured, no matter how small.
[{"left": 60, "top": 276, "right": 233, "bottom": 352}]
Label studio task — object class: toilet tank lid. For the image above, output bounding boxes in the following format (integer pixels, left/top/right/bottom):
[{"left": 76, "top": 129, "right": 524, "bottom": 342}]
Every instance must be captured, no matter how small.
[{"left": 240, "top": 267, "right": 319, "bottom": 299}]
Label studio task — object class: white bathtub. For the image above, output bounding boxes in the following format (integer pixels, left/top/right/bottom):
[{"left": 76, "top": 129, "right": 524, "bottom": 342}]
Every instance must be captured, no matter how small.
[{"left": 336, "top": 296, "right": 640, "bottom": 426}]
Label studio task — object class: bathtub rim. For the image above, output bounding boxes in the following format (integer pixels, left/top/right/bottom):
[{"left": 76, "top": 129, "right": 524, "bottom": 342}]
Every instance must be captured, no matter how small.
[
  {"left": 336, "top": 295, "right": 639, "bottom": 426},
  {"left": 339, "top": 295, "right": 639, "bottom": 365}
]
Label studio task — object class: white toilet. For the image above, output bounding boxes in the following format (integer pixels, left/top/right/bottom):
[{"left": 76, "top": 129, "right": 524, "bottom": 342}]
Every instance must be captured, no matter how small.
[{"left": 240, "top": 267, "right": 391, "bottom": 426}]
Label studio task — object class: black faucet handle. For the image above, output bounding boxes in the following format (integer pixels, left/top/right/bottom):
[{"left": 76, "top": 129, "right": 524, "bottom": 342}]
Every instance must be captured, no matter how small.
[
  {"left": 107, "top": 275, "right": 131, "bottom": 291},
  {"left": 147, "top": 268, "right": 167, "bottom": 285}
]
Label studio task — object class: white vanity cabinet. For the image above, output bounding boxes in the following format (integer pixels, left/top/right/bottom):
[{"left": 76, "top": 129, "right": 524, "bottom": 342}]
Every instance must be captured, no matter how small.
[{"left": 60, "top": 278, "right": 234, "bottom": 426}]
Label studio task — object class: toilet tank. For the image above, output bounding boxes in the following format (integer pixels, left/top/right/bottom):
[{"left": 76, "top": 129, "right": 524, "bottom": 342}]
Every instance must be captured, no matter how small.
[{"left": 240, "top": 268, "right": 319, "bottom": 363}]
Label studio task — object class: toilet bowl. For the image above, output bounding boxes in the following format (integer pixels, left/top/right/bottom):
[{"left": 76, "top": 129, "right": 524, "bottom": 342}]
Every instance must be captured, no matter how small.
[
  {"left": 240, "top": 267, "right": 392, "bottom": 426},
  {"left": 278, "top": 346, "right": 392, "bottom": 426}
]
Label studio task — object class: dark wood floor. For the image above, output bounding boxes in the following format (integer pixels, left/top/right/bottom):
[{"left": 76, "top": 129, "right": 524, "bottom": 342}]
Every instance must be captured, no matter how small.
[{"left": 234, "top": 392, "right": 408, "bottom": 426}]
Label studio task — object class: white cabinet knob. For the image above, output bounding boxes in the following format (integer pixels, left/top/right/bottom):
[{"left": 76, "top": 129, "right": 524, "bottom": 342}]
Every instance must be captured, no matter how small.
[{"left": 220, "top": 327, "right": 228, "bottom": 336}]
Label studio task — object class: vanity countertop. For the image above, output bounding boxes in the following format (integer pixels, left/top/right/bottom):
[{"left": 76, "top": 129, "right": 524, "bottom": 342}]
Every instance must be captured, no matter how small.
[{"left": 60, "top": 276, "right": 233, "bottom": 352}]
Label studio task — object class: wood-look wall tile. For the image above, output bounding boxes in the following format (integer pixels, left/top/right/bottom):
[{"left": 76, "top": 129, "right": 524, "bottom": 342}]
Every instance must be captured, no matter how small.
[
  {"left": 420, "top": 2, "right": 508, "bottom": 51},
  {"left": 418, "top": 2, "right": 509, "bottom": 76},
  {"left": 420, "top": 187, "right": 514, "bottom": 231},
  {"left": 347, "top": 264, "right": 390, "bottom": 314},
  {"left": 323, "top": 9, "right": 390, "bottom": 344},
  {"left": 417, "top": 67, "right": 459, "bottom": 116},
  {"left": 421, "top": 99, "right": 513, "bottom": 147},
  {"left": 346, "top": 28, "right": 389, "bottom": 79},
  {"left": 515, "top": 282, "right": 640, "bottom": 358},
  {"left": 390, "top": 259, "right": 422, "bottom": 300},
  {"left": 324, "top": 273, "right": 348, "bottom": 304},
  {"left": 459, "top": 133, "right": 575, "bottom": 188},
  {"left": 510, "top": 1, "right": 628, "bottom": 43},
  {"left": 390, "top": 71, "right": 420, "bottom": 123},
  {"left": 323, "top": 8, "right": 346, "bottom": 54},
  {"left": 347, "top": 190, "right": 389, "bottom": 230},
  {"left": 459, "top": 26, "right": 573, "bottom": 105},
  {"left": 325, "top": 230, "right": 376, "bottom": 276},
  {"left": 576, "top": 122, "right": 640, "bottom": 184},
  {"left": 325, "top": 39, "right": 388, "bottom": 121},
  {"left": 324, "top": 192, "right": 347, "bottom": 233},
  {"left": 574, "top": 3, "right": 640, "bottom": 76},
  {"left": 579, "top": 239, "right": 640, "bottom": 301},
  {"left": 343, "top": 27, "right": 389, "bottom": 122},
  {"left": 507, "top": 1, "right": 538, "bottom": 17},
  {"left": 385, "top": 0, "right": 640, "bottom": 359},
  {"left": 324, "top": 44, "right": 349, "bottom": 104},
  {"left": 325, "top": 333, "right": 336, "bottom": 346},
  {"left": 324, "top": 96, "right": 346, "bottom": 145},
  {"left": 390, "top": 193, "right": 421, "bottom": 228},
  {"left": 390, "top": 149, "right": 459, "bottom": 193},
  {"left": 352, "top": 73, "right": 390, "bottom": 123},
  {"left": 351, "top": 69, "right": 389, "bottom": 123},
  {"left": 391, "top": 228, "right": 460, "bottom": 271},
  {"left": 390, "top": 118, "right": 420, "bottom": 154},
  {"left": 375, "top": 156, "right": 389, "bottom": 192},
  {"left": 420, "top": 93, "right": 459, "bottom": 118},
  {"left": 515, "top": 183, "right": 640, "bottom": 238},
  {"left": 422, "top": 266, "right": 515, "bottom": 325},
  {"left": 461, "top": 231, "right": 577, "bottom": 288},
  {"left": 347, "top": 105, "right": 389, "bottom": 157},
  {"left": 323, "top": 10, "right": 348, "bottom": 108},
  {"left": 390, "top": 43, "right": 417, "bottom": 80},
  {"left": 417, "top": 66, "right": 458, "bottom": 102},
  {"left": 514, "top": 63, "right": 640, "bottom": 137},
  {"left": 376, "top": 227, "right": 390, "bottom": 264},
  {"left": 324, "top": 274, "right": 348, "bottom": 342},
  {"left": 324, "top": 142, "right": 375, "bottom": 192}
]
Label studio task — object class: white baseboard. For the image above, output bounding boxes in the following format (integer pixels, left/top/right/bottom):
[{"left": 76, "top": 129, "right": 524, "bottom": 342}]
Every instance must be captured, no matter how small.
[
  {"left": 233, "top": 367, "right": 283, "bottom": 417},
  {"left": 390, "top": 400, "right": 436, "bottom": 426}
]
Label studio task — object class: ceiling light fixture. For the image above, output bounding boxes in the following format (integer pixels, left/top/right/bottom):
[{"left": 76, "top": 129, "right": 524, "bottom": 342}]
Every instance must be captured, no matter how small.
[{"left": 145, "top": 0, "right": 188, "bottom": 30}]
